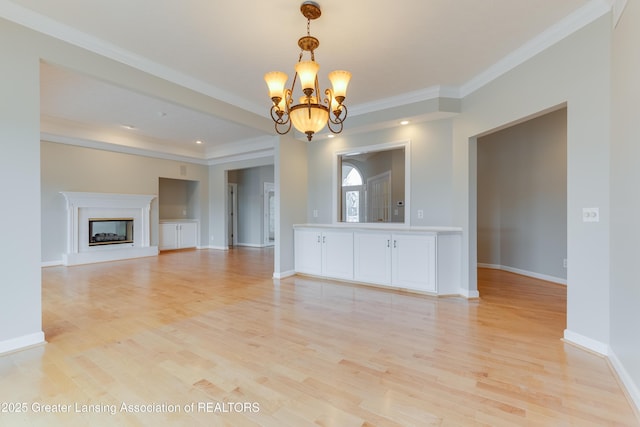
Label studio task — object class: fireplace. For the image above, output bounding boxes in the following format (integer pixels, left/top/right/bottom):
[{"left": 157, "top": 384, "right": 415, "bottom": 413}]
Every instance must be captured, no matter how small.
[
  {"left": 60, "top": 192, "right": 158, "bottom": 265},
  {"left": 89, "top": 218, "right": 134, "bottom": 246}
]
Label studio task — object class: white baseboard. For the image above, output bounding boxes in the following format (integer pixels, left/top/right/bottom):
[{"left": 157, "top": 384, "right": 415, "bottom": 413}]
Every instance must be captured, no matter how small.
[
  {"left": 63, "top": 246, "right": 158, "bottom": 266},
  {"left": 203, "top": 245, "right": 229, "bottom": 251},
  {"left": 478, "top": 263, "right": 502, "bottom": 270},
  {"left": 563, "top": 329, "right": 609, "bottom": 355},
  {"left": 273, "top": 270, "right": 295, "bottom": 279},
  {"left": 236, "top": 243, "right": 268, "bottom": 248},
  {"left": 608, "top": 347, "right": 640, "bottom": 417},
  {"left": 41, "top": 260, "right": 63, "bottom": 268},
  {"left": 478, "top": 263, "right": 566, "bottom": 285},
  {"left": 563, "top": 331, "right": 640, "bottom": 417},
  {"left": 458, "top": 288, "right": 480, "bottom": 298},
  {"left": 0, "top": 331, "right": 46, "bottom": 355}
]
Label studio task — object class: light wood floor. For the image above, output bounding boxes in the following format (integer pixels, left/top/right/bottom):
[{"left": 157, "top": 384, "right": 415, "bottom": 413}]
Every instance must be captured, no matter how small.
[{"left": 1, "top": 249, "right": 637, "bottom": 426}]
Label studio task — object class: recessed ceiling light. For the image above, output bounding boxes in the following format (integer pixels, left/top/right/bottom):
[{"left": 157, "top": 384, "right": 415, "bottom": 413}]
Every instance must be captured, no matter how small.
[
  {"left": 122, "top": 124, "right": 136, "bottom": 130},
  {"left": 400, "top": 120, "right": 410, "bottom": 126},
  {"left": 327, "top": 134, "right": 335, "bottom": 138},
  {"left": 196, "top": 140, "right": 203, "bottom": 144}
]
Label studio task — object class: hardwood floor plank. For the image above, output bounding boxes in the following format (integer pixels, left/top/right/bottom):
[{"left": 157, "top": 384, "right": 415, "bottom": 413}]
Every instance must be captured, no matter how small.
[{"left": 0, "top": 249, "right": 637, "bottom": 426}]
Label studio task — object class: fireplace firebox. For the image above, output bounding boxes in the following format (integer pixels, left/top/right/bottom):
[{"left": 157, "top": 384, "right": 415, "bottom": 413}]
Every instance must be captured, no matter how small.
[{"left": 89, "top": 218, "right": 134, "bottom": 246}]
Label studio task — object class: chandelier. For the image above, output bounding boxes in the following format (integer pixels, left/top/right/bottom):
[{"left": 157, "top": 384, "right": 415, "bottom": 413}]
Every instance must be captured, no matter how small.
[{"left": 264, "top": 1, "right": 351, "bottom": 141}]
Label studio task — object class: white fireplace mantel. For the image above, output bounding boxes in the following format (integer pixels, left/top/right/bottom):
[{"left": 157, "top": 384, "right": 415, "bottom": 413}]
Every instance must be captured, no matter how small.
[{"left": 60, "top": 192, "right": 158, "bottom": 265}]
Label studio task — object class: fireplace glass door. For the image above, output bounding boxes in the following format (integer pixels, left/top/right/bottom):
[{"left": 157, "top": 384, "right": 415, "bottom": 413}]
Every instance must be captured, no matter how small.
[{"left": 89, "top": 218, "right": 134, "bottom": 246}]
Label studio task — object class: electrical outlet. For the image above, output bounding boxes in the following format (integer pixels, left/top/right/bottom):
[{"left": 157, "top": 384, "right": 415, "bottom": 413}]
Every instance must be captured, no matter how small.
[
  {"left": 313, "top": 209, "right": 318, "bottom": 218},
  {"left": 582, "top": 207, "right": 600, "bottom": 222},
  {"left": 563, "top": 258, "right": 567, "bottom": 268},
  {"left": 417, "top": 209, "right": 424, "bottom": 219}
]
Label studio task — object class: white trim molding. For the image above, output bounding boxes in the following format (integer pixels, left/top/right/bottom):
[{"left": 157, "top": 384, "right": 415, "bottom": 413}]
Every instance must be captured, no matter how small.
[
  {"left": 458, "top": 288, "right": 480, "bottom": 299},
  {"left": 273, "top": 270, "right": 295, "bottom": 279},
  {"left": 0, "top": 331, "right": 45, "bottom": 356},
  {"left": 563, "top": 329, "right": 609, "bottom": 355},
  {"left": 608, "top": 347, "right": 640, "bottom": 415},
  {"left": 41, "top": 260, "right": 63, "bottom": 268},
  {"left": 477, "top": 263, "right": 567, "bottom": 285}
]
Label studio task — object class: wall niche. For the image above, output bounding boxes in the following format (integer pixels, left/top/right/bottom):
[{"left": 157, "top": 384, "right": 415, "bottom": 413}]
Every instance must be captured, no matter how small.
[{"left": 158, "top": 177, "right": 200, "bottom": 220}]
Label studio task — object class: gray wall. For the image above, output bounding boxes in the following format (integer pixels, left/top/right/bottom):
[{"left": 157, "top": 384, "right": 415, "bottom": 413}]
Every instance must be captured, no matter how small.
[
  {"left": 274, "top": 135, "right": 308, "bottom": 276},
  {"left": 451, "top": 14, "right": 611, "bottom": 348},
  {"left": 159, "top": 177, "right": 200, "bottom": 220},
  {"left": 228, "top": 165, "right": 274, "bottom": 246},
  {"left": 0, "top": 18, "right": 43, "bottom": 349},
  {"left": 610, "top": 0, "right": 640, "bottom": 409},
  {"left": 41, "top": 142, "right": 209, "bottom": 263},
  {"left": 306, "top": 119, "right": 455, "bottom": 226},
  {"left": 477, "top": 108, "right": 567, "bottom": 280}
]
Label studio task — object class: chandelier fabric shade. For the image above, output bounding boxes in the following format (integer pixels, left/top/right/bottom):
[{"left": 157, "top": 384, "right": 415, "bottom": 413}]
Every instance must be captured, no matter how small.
[{"left": 264, "top": 1, "right": 351, "bottom": 141}]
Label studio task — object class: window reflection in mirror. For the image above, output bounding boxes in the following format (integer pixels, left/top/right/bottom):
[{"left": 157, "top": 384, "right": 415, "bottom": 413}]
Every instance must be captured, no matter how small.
[{"left": 339, "top": 146, "right": 406, "bottom": 223}]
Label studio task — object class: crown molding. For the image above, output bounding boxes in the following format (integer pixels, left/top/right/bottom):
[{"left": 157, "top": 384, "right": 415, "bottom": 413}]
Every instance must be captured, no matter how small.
[
  {"left": 41, "top": 133, "right": 209, "bottom": 165},
  {"left": 41, "top": 131, "right": 276, "bottom": 166},
  {"left": 0, "top": 0, "right": 265, "bottom": 116},
  {"left": 207, "top": 149, "right": 275, "bottom": 166},
  {"left": 347, "top": 1, "right": 612, "bottom": 112},
  {"left": 459, "top": 0, "right": 611, "bottom": 97},
  {"left": 4, "top": 0, "right": 615, "bottom": 143},
  {"left": 350, "top": 86, "right": 460, "bottom": 117},
  {"left": 205, "top": 136, "right": 275, "bottom": 160}
]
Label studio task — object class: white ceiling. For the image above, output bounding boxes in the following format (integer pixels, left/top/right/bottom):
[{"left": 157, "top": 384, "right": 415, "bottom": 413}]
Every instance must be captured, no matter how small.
[{"left": 1, "top": 0, "right": 612, "bottom": 161}]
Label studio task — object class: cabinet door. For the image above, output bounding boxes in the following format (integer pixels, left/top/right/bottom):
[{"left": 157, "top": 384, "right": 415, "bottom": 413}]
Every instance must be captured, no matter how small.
[
  {"left": 159, "top": 223, "right": 178, "bottom": 250},
  {"left": 353, "top": 232, "right": 391, "bottom": 285},
  {"left": 392, "top": 233, "right": 437, "bottom": 292},
  {"left": 294, "top": 229, "right": 322, "bottom": 275},
  {"left": 179, "top": 222, "right": 198, "bottom": 248},
  {"left": 321, "top": 231, "right": 354, "bottom": 280}
]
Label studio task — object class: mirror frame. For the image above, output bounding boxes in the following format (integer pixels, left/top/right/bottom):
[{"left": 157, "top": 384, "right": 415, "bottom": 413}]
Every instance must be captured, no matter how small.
[{"left": 332, "top": 140, "right": 411, "bottom": 225}]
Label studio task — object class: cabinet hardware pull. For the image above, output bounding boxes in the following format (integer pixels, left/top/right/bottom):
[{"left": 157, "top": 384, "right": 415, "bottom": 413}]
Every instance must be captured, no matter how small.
[
  {"left": 323, "top": 236, "right": 326, "bottom": 244},
  {"left": 393, "top": 240, "right": 397, "bottom": 248},
  {"left": 387, "top": 239, "right": 390, "bottom": 248},
  {"left": 317, "top": 235, "right": 321, "bottom": 243}
]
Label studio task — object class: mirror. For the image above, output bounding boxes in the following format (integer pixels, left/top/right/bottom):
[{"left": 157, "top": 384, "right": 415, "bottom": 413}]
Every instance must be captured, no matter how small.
[{"left": 338, "top": 143, "right": 407, "bottom": 223}]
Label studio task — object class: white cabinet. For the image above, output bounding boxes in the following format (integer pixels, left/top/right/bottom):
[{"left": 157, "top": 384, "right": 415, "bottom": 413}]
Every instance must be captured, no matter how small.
[
  {"left": 353, "top": 232, "right": 392, "bottom": 285},
  {"left": 294, "top": 228, "right": 353, "bottom": 280},
  {"left": 322, "top": 230, "right": 354, "bottom": 280},
  {"left": 295, "top": 225, "right": 460, "bottom": 295},
  {"left": 354, "top": 231, "right": 436, "bottom": 292},
  {"left": 294, "top": 228, "right": 323, "bottom": 275},
  {"left": 391, "top": 233, "right": 436, "bottom": 292},
  {"left": 159, "top": 221, "right": 198, "bottom": 250}
]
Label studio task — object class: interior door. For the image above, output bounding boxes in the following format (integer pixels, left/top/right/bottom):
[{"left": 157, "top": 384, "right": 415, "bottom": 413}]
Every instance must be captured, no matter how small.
[{"left": 367, "top": 171, "right": 391, "bottom": 222}]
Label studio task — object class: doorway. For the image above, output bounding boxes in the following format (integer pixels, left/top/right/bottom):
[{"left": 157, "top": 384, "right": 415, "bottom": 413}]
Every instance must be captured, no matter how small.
[
  {"left": 228, "top": 183, "right": 238, "bottom": 248},
  {"left": 476, "top": 107, "right": 567, "bottom": 286}
]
